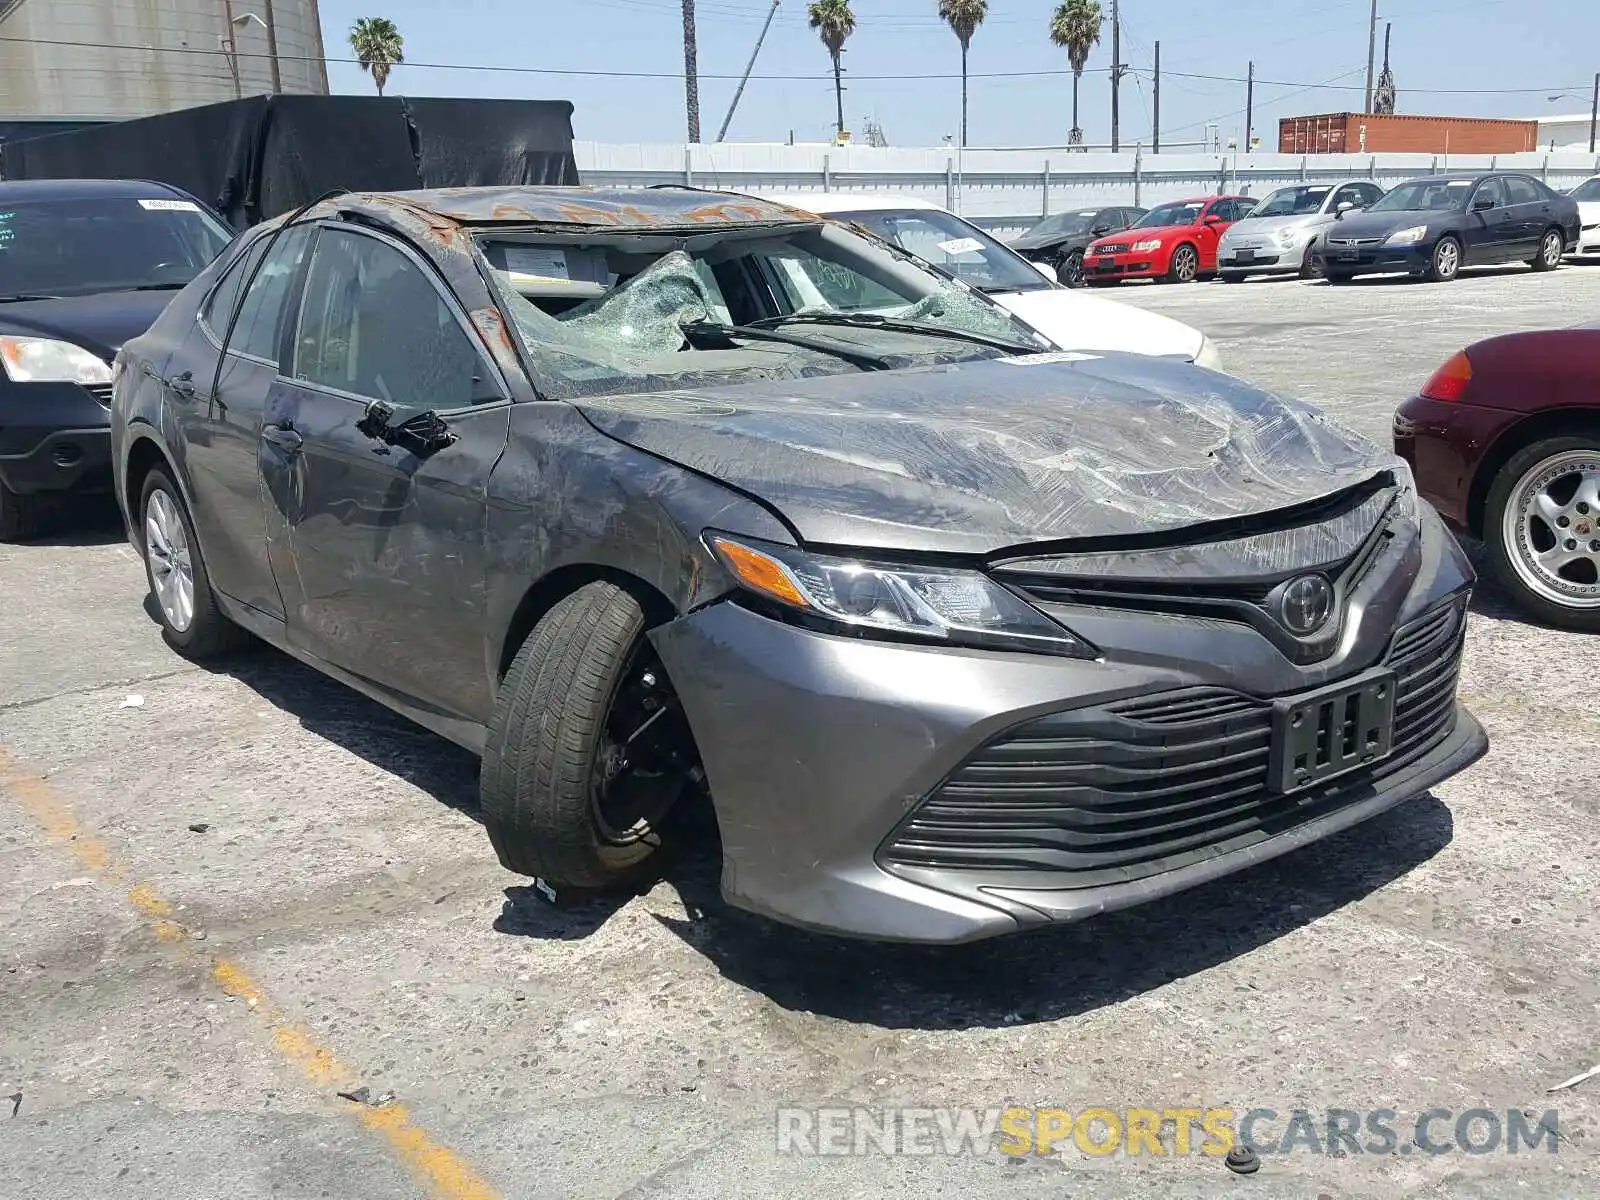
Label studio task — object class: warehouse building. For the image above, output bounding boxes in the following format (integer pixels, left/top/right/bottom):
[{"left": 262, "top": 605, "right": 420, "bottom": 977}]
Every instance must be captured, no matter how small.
[{"left": 0, "top": 0, "right": 328, "bottom": 123}]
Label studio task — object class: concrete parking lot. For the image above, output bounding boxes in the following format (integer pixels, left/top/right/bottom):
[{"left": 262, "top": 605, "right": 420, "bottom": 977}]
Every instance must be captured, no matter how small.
[{"left": 2, "top": 265, "right": 1597, "bottom": 1200}]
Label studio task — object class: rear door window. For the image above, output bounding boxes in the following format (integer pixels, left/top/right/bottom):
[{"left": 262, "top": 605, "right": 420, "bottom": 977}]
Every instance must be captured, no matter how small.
[{"left": 1503, "top": 177, "right": 1542, "bottom": 207}]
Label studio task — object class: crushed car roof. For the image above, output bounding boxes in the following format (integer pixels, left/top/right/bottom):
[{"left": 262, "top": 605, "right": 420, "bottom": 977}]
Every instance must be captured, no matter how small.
[{"left": 326, "top": 185, "right": 814, "bottom": 229}]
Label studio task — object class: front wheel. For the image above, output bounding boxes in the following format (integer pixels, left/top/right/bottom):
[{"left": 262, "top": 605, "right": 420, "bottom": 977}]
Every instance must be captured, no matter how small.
[
  {"left": 1165, "top": 244, "right": 1199, "bottom": 283},
  {"left": 1485, "top": 436, "right": 1600, "bottom": 631},
  {"left": 1425, "top": 236, "right": 1462, "bottom": 282},
  {"left": 138, "top": 468, "right": 249, "bottom": 658},
  {"left": 481, "top": 582, "right": 701, "bottom": 889},
  {"left": 1220, "top": 271, "right": 1247, "bottom": 284},
  {"left": 1325, "top": 270, "right": 1355, "bottom": 285},
  {"left": 1057, "top": 249, "right": 1085, "bottom": 288},
  {"left": 1530, "top": 228, "right": 1564, "bottom": 272}
]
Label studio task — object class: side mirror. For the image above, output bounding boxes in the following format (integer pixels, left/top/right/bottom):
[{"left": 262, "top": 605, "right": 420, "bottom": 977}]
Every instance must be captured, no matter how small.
[
  {"left": 1336, "top": 201, "right": 1357, "bottom": 213},
  {"left": 1203, "top": 213, "right": 1225, "bottom": 225},
  {"left": 357, "top": 400, "right": 459, "bottom": 457},
  {"left": 1473, "top": 196, "right": 1495, "bottom": 211},
  {"left": 1032, "top": 260, "right": 1059, "bottom": 283},
  {"left": 1090, "top": 223, "right": 1111, "bottom": 235}
]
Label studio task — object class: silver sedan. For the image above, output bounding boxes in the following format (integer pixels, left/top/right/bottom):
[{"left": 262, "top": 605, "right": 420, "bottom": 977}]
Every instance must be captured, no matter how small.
[{"left": 1218, "top": 181, "right": 1387, "bottom": 281}]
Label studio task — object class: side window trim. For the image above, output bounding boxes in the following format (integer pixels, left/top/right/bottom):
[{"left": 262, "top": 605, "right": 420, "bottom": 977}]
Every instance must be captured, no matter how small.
[
  {"left": 198, "top": 234, "right": 272, "bottom": 363},
  {"left": 288, "top": 221, "right": 511, "bottom": 413}
]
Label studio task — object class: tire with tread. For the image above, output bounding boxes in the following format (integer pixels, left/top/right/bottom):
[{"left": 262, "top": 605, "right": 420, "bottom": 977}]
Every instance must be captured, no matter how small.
[
  {"left": 1424, "top": 235, "right": 1462, "bottom": 282},
  {"left": 1530, "top": 227, "right": 1564, "bottom": 272},
  {"left": 1220, "top": 271, "right": 1247, "bottom": 284},
  {"left": 138, "top": 468, "right": 249, "bottom": 658},
  {"left": 1165, "top": 243, "right": 1199, "bottom": 284},
  {"left": 1484, "top": 433, "right": 1600, "bottom": 633},
  {"left": 481, "top": 581, "right": 670, "bottom": 888}
]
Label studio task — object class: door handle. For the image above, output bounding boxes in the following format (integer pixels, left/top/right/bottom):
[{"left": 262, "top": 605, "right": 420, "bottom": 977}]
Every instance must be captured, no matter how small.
[
  {"left": 262, "top": 424, "right": 304, "bottom": 453},
  {"left": 166, "top": 370, "right": 196, "bottom": 398}
]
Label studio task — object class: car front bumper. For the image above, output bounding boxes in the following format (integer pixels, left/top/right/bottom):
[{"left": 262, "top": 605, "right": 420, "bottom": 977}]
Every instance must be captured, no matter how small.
[
  {"left": 0, "top": 381, "right": 114, "bottom": 496},
  {"left": 1080, "top": 250, "right": 1164, "bottom": 280},
  {"left": 1220, "top": 238, "right": 1311, "bottom": 272},
  {"left": 1321, "top": 241, "right": 1430, "bottom": 275},
  {"left": 1574, "top": 224, "right": 1600, "bottom": 254},
  {"left": 653, "top": 518, "right": 1485, "bottom": 943}
]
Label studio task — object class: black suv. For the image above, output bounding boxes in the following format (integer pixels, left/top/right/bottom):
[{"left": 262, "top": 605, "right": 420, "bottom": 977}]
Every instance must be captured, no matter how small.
[{"left": 0, "top": 178, "right": 233, "bottom": 538}]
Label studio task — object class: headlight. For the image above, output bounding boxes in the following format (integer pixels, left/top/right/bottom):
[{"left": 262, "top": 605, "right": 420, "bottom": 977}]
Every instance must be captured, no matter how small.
[
  {"left": 706, "top": 533, "right": 1097, "bottom": 658},
  {"left": 1385, "top": 225, "right": 1428, "bottom": 246},
  {"left": 1193, "top": 337, "right": 1224, "bottom": 371},
  {"left": 0, "top": 336, "right": 113, "bottom": 385},
  {"left": 1132, "top": 239, "right": 1163, "bottom": 252},
  {"left": 1276, "top": 227, "right": 1301, "bottom": 247}
]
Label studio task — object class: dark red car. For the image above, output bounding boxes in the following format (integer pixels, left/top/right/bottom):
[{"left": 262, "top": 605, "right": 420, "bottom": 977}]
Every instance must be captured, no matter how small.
[
  {"left": 1394, "top": 327, "right": 1600, "bottom": 630},
  {"left": 1081, "top": 195, "right": 1255, "bottom": 284}
]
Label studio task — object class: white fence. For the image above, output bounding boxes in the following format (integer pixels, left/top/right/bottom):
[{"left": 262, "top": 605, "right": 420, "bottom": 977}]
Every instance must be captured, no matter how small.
[{"left": 576, "top": 141, "right": 1600, "bottom": 237}]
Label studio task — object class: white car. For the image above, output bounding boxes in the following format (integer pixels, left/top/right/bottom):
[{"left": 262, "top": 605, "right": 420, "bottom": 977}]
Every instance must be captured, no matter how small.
[
  {"left": 1218, "top": 181, "right": 1387, "bottom": 281},
  {"left": 757, "top": 193, "right": 1223, "bottom": 370},
  {"left": 1571, "top": 176, "right": 1600, "bottom": 255}
]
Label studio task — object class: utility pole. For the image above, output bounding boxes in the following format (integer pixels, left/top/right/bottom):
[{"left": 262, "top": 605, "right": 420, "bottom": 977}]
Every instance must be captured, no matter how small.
[
  {"left": 1110, "top": 0, "right": 1124, "bottom": 152},
  {"left": 221, "top": 0, "right": 242, "bottom": 99},
  {"left": 1152, "top": 40, "right": 1161, "bottom": 154},
  {"left": 717, "top": 0, "right": 781, "bottom": 142},
  {"left": 1363, "top": 0, "right": 1378, "bottom": 113},
  {"left": 262, "top": 0, "right": 282, "bottom": 93},
  {"left": 683, "top": 0, "right": 701, "bottom": 143},
  {"left": 1591, "top": 71, "right": 1598, "bottom": 153},
  {"left": 1245, "top": 61, "right": 1254, "bottom": 152}
]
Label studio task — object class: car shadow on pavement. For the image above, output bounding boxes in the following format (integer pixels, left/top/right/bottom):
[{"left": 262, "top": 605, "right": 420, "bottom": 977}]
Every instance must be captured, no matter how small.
[
  {"left": 647, "top": 794, "right": 1454, "bottom": 1031},
  {"left": 15, "top": 499, "right": 126, "bottom": 547}
]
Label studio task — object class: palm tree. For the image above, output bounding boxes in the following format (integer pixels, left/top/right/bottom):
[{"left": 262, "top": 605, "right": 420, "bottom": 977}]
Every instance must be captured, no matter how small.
[
  {"left": 683, "top": 0, "right": 702, "bottom": 142},
  {"left": 1048, "top": 0, "right": 1102, "bottom": 147},
  {"left": 349, "top": 17, "right": 404, "bottom": 97},
  {"left": 807, "top": 0, "right": 857, "bottom": 139},
  {"left": 938, "top": 0, "right": 987, "bottom": 147}
]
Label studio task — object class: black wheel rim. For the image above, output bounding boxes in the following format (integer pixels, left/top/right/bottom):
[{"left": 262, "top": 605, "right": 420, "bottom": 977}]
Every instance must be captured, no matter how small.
[
  {"left": 1060, "top": 251, "right": 1084, "bottom": 287},
  {"left": 589, "top": 641, "right": 697, "bottom": 845}
]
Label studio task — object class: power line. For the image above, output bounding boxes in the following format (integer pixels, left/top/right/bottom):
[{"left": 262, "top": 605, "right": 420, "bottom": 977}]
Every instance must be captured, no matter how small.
[{"left": 0, "top": 33, "right": 1589, "bottom": 95}]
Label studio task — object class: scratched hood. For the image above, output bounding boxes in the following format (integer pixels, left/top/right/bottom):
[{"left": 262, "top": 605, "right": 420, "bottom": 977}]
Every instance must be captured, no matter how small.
[{"left": 573, "top": 352, "right": 1398, "bottom": 556}]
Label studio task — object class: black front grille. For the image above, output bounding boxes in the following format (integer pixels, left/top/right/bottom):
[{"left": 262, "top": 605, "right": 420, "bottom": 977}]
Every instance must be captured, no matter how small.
[
  {"left": 880, "top": 600, "right": 1466, "bottom": 887},
  {"left": 82, "top": 382, "right": 113, "bottom": 407}
]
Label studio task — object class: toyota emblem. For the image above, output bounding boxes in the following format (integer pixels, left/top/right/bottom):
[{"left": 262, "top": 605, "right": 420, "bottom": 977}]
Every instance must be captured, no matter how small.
[{"left": 1279, "top": 574, "right": 1334, "bottom": 636}]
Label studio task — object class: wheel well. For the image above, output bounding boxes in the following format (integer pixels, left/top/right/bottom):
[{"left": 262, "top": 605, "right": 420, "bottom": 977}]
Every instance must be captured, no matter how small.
[
  {"left": 497, "top": 565, "right": 676, "bottom": 681},
  {"left": 123, "top": 436, "right": 171, "bottom": 543},
  {"left": 1466, "top": 411, "right": 1600, "bottom": 538}
]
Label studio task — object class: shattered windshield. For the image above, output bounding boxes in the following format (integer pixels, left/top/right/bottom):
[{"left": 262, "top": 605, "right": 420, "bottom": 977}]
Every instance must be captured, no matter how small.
[{"left": 480, "top": 224, "right": 1050, "bottom": 401}]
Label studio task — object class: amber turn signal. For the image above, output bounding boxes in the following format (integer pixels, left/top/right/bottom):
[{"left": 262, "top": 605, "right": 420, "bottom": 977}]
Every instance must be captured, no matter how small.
[{"left": 707, "top": 536, "right": 811, "bottom": 609}]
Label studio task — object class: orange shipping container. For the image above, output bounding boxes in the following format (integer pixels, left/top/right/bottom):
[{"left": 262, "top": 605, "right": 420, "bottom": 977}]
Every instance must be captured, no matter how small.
[{"left": 1278, "top": 113, "right": 1538, "bottom": 155}]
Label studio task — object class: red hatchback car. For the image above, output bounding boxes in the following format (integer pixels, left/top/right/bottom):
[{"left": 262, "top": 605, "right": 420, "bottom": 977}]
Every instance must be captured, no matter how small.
[
  {"left": 1082, "top": 195, "right": 1255, "bottom": 284},
  {"left": 1394, "top": 327, "right": 1600, "bottom": 630}
]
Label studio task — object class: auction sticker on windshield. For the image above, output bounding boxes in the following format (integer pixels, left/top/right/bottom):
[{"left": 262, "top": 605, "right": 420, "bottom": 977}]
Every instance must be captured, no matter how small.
[
  {"left": 138, "top": 198, "right": 201, "bottom": 212},
  {"left": 937, "top": 237, "right": 985, "bottom": 256}
]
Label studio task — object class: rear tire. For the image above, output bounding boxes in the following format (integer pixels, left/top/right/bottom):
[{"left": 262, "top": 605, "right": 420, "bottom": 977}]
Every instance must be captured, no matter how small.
[
  {"left": 0, "top": 479, "right": 46, "bottom": 542},
  {"left": 1424, "top": 235, "right": 1462, "bottom": 282},
  {"left": 481, "top": 582, "right": 697, "bottom": 889},
  {"left": 1530, "top": 228, "right": 1564, "bottom": 272},
  {"left": 138, "top": 468, "right": 249, "bottom": 658}
]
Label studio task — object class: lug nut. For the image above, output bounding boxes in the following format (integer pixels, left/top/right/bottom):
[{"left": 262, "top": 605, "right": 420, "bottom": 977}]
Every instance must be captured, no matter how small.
[
  {"left": 1590, "top": 540, "right": 1600, "bottom": 552},
  {"left": 1557, "top": 515, "right": 1571, "bottom": 528},
  {"left": 1578, "top": 502, "right": 1592, "bottom": 515},
  {"left": 1564, "top": 538, "right": 1578, "bottom": 551},
  {"left": 641, "top": 671, "right": 657, "bottom": 687}
]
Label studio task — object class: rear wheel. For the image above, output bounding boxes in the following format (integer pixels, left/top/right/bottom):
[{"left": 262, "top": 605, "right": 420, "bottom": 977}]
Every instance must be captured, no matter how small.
[
  {"left": 1057, "top": 249, "right": 1085, "bottom": 288},
  {"left": 1165, "top": 244, "right": 1199, "bottom": 283},
  {"left": 1530, "top": 228, "right": 1564, "bottom": 272},
  {"left": 0, "top": 479, "right": 46, "bottom": 542},
  {"left": 481, "top": 582, "right": 701, "bottom": 889},
  {"left": 139, "top": 469, "right": 249, "bottom": 658},
  {"left": 1485, "top": 436, "right": 1600, "bottom": 632},
  {"left": 1425, "top": 236, "right": 1462, "bottom": 282}
]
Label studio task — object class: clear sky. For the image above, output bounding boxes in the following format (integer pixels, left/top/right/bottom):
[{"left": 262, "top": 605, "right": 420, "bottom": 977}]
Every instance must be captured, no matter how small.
[{"left": 316, "top": 0, "right": 1599, "bottom": 148}]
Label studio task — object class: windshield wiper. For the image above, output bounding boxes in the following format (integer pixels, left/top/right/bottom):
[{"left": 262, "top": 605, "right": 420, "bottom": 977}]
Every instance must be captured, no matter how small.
[
  {"left": 0, "top": 293, "right": 65, "bottom": 303},
  {"left": 680, "top": 319, "right": 895, "bottom": 370},
  {"left": 748, "top": 311, "right": 1043, "bottom": 357},
  {"left": 116, "top": 283, "right": 187, "bottom": 292}
]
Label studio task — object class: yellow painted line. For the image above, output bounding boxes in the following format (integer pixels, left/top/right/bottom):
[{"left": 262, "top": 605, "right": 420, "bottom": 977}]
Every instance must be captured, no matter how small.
[{"left": 0, "top": 748, "right": 501, "bottom": 1200}]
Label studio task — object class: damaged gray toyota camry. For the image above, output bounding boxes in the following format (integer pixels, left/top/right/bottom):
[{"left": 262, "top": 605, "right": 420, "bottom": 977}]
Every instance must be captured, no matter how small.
[{"left": 111, "top": 186, "right": 1487, "bottom": 943}]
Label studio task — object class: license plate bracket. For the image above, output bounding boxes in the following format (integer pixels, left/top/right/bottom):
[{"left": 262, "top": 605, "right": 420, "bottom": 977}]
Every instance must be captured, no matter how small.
[
  {"left": 1269, "top": 669, "right": 1396, "bottom": 794},
  {"left": 1235, "top": 248, "right": 1256, "bottom": 262}
]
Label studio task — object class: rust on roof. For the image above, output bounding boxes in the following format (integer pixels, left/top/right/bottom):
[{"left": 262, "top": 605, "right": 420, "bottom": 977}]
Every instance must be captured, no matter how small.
[{"left": 321, "top": 186, "right": 814, "bottom": 230}]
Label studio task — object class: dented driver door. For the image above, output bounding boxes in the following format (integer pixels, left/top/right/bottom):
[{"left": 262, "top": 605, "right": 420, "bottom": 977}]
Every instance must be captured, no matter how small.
[{"left": 261, "top": 224, "right": 512, "bottom": 729}]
